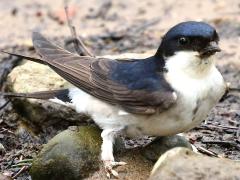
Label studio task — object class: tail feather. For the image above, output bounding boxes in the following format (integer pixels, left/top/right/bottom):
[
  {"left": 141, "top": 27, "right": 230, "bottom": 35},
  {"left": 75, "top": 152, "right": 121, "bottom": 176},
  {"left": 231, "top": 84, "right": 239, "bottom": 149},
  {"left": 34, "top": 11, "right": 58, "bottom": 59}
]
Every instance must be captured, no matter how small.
[
  {"left": 0, "top": 89, "right": 71, "bottom": 102},
  {"left": 0, "top": 50, "right": 46, "bottom": 65}
]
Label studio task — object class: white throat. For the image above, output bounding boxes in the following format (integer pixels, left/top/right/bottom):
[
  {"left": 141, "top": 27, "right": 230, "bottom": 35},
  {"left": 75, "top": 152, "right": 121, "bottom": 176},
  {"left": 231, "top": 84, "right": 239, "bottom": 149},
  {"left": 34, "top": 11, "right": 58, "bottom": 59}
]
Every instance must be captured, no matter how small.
[{"left": 165, "top": 51, "right": 215, "bottom": 78}]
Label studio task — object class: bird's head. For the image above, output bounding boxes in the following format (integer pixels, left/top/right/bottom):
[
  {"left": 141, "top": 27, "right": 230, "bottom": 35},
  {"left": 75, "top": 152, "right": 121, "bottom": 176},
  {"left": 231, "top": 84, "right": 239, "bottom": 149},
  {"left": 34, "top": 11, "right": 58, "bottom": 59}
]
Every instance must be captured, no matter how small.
[
  {"left": 156, "top": 21, "right": 220, "bottom": 58},
  {"left": 155, "top": 21, "right": 221, "bottom": 76}
]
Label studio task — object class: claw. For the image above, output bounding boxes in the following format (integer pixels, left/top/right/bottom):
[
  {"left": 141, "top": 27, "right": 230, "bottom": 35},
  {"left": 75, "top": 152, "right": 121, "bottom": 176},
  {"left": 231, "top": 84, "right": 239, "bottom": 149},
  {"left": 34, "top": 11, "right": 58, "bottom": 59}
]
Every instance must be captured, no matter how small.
[
  {"left": 104, "top": 160, "right": 127, "bottom": 178},
  {"left": 111, "top": 169, "right": 119, "bottom": 178},
  {"left": 111, "top": 161, "right": 127, "bottom": 166}
]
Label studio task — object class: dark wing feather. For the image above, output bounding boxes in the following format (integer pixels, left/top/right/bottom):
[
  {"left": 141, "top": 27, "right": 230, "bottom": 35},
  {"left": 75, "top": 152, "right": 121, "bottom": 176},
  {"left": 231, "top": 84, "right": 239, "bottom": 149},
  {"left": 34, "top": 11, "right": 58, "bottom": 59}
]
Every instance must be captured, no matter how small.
[
  {"left": 1, "top": 89, "right": 69, "bottom": 100},
  {"left": 32, "top": 32, "right": 177, "bottom": 114}
]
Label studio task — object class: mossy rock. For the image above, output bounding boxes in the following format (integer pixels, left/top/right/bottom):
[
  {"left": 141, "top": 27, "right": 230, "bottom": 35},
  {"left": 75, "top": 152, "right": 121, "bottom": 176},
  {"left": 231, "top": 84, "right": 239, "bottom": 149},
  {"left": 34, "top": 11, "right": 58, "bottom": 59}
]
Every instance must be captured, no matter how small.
[
  {"left": 142, "top": 135, "right": 192, "bottom": 162},
  {"left": 30, "top": 126, "right": 102, "bottom": 180}
]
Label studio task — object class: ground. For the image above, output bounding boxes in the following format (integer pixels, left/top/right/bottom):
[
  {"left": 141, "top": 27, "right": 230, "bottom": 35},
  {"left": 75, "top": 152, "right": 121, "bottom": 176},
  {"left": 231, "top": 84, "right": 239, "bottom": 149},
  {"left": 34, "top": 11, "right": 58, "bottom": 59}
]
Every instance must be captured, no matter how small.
[{"left": 0, "top": 0, "right": 239, "bottom": 179}]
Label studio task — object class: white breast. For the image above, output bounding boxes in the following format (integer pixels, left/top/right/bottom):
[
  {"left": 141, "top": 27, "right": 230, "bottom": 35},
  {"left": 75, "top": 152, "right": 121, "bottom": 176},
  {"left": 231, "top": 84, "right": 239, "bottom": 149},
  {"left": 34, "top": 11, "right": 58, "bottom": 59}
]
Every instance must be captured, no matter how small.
[{"left": 158, "top": 51, "right": 226, "bottom": 132}]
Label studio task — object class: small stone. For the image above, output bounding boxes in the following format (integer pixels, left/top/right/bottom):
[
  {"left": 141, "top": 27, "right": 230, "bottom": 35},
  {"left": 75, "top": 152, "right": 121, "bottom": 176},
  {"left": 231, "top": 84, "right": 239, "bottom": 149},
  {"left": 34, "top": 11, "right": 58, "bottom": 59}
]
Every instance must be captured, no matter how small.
[
  {"left": 149, "top": 147, "right": 240, "bottom": 180},
  {"left": 222, "top": 133, "right": 233, "bottom": 141},
  {"left": 0, "top": 143, "right": 6, "bottom": 155},
  {"left": 67, "top": 126, "right": 79, "bottom": 131}
]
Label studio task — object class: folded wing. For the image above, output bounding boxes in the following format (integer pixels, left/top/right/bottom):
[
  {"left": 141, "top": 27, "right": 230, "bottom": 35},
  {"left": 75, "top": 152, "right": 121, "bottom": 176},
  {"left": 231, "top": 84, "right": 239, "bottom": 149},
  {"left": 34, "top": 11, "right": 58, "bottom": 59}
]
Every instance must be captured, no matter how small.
[{"left": 32, "top": 32, "right": 177, "bottom": 114}]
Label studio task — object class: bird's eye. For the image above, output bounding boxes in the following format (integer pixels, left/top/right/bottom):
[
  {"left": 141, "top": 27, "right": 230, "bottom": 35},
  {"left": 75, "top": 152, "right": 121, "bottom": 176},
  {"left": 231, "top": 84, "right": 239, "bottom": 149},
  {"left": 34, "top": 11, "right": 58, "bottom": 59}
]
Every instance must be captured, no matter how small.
[{"left": 178, "top": 37, "right": 188, "bottom": 45}]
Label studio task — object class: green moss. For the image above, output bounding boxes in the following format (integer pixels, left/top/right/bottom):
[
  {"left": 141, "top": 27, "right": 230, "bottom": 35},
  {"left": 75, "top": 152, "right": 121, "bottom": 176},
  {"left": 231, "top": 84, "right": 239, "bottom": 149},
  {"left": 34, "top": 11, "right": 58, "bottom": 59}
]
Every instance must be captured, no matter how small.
[{"left": 30, "top": 126, "right": 102, "bottom": 180}]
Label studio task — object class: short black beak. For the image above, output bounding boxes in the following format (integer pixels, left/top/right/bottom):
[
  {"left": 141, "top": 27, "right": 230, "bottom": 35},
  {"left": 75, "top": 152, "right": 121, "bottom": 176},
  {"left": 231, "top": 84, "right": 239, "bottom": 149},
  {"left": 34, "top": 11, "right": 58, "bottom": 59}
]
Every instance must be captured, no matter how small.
[{"left": 199, "top": 41, "right": 221, "bottom": 58}]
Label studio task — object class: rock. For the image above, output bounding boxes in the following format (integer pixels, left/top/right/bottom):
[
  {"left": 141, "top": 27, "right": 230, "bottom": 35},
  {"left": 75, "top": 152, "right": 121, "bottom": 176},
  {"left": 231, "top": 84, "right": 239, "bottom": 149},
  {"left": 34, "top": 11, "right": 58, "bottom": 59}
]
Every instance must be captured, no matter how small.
[
  {"left": 149, "top": 147, "right": 240, "bottom": 180},
  {"left": 142, "top": 135, "right": 192, "bottom": 162},
  {"left": 6, "top": 61, "right": 89, "bottom": 129},
  {"left": 30, "top": 126, "right": 103, "bottom": 180},
  {"left": 0, "top": 143, "right": 6, "bottom": 155},
  {"left": 7, "top": 61, "right": 70, "bottom": 92}
]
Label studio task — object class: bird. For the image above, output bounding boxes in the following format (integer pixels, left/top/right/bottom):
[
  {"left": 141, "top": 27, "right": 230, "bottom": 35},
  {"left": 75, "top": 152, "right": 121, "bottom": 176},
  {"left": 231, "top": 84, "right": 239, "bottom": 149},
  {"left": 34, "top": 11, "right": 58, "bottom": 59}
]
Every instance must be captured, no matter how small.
[{"left": 1, "top": 21, "right": 227, "bottom": 178}]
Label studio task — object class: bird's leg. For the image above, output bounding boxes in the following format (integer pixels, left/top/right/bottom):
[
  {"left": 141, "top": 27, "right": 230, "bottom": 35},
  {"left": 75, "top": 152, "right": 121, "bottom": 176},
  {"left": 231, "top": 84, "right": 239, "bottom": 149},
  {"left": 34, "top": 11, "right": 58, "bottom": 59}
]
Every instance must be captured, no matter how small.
[{"left": 101, "top": 129, "right": 127, "bottom": 178}]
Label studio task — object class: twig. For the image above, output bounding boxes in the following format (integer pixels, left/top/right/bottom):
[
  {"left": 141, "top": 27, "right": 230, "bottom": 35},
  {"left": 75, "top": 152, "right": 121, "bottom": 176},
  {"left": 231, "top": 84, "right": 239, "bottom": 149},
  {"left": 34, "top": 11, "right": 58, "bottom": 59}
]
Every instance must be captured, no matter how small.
[
  {"left": 16, "top": 158, "right": 33, "bottom": 164},
  {"left": 216, "top": 124, "right": 238, "bottom": 130},
  {"left": 237, "top": 127, "right": 240, "bottom": 138},
  {"left": 64, "top": 6, "right": 94, "bottom": 57},
  {"left": 196, "top": 146, "right": 219, "bottom": 157},
  {"left": 228, "top": 87, "right": 240, "bottom": 92},
  {"left": 0, "top": 99, "right": 10, "bottom": 111},
  {"left": 11, "top": 163, "right": 31, "bottom": 168},
  {"left": 0, "top": 127, "right": 15, "bottom": 135},
  {"left": 201, "top": 124, "right": 238, "bottom": 130},
  {"left": 12, "top": 166, "right": 28, "bottom": 179},
  {"left": 190, "top": 143, "right": 199, "bottom": 153},
  {"left": 202, "top": 140, "right": 240, "bottom": 150},
  {"left": 195, "top": 126, "right": 236, "bottom": 134}
]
